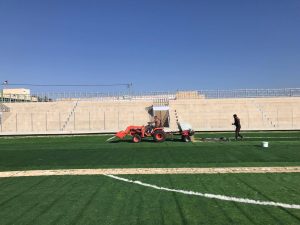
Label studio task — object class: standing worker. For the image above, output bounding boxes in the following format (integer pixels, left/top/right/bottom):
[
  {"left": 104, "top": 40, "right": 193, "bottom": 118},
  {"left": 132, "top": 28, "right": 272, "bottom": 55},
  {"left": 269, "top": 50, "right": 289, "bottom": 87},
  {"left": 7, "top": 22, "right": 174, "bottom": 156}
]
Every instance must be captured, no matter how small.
[{"left": 232, "top": 114, "right": 243, "bottom": 140}]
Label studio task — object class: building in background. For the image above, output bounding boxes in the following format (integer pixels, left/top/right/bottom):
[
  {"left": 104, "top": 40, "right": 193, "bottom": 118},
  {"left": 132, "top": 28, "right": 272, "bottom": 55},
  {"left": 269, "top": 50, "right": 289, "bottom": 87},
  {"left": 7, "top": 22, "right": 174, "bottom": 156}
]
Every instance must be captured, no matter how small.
[{"left": 0, "top": 88, "right": 37, "bottom": 102}]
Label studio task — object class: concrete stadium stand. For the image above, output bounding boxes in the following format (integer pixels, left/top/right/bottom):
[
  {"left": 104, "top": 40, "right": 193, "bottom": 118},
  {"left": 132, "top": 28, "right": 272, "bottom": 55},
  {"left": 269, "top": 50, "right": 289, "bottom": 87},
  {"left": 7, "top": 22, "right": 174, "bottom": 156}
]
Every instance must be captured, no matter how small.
[{"left": 1, "top": 97, "right": 300, "bottom": 135}]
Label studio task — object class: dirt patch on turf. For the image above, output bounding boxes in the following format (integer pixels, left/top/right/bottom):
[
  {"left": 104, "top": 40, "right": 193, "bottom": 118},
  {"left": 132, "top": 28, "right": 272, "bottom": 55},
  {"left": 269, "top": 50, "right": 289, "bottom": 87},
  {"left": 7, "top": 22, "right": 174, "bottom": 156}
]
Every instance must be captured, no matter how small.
[{"left": 0, "top": 167, "right": 300, "bottom": 178}]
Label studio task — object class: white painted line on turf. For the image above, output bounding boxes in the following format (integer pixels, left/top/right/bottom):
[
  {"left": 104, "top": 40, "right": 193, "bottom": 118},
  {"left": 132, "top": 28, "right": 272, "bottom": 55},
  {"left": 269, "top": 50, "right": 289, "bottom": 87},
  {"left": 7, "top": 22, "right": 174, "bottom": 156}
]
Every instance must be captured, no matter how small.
[
  {"left": 104, "top": 174, "right": 300, "bottom": 210},
  {"left": 106, "top": 136, "right": 116, "bottom": 142},
  {"left": 194, "top": 137, "right": 300, "bottom": 139},
  {"left": 1, "top": 167, "right": 300, "bottom": 178}
]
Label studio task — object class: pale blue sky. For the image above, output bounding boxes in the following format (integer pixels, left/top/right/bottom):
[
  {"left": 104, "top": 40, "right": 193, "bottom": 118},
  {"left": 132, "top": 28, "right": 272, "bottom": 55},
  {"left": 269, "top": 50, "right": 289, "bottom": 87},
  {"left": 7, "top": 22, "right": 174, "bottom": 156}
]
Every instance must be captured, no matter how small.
[{"left": 0, "top": 0, "right": 300, "bottom": 92}]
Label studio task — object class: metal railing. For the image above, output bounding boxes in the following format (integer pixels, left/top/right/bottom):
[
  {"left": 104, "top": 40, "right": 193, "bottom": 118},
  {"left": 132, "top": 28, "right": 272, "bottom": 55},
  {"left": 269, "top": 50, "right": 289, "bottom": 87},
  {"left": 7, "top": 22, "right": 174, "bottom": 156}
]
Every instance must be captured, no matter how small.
[
  {"left": 198, "top": 88, "right": 300, "bottom": 99},
  {"left": 0, "top": 103, "right": 10, "bottom": 112},
  {"left": 0, "top": 88, "right": 299, "bottom": 103}
]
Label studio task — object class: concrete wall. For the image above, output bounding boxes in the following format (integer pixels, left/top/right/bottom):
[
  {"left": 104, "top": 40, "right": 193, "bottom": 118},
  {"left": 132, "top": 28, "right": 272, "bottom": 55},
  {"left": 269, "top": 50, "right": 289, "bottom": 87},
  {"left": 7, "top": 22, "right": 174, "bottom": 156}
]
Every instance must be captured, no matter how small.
[
  {"left": 1, "top": 97, "right": 300, "bottom": 135},
  {"left": 169, "top": 98, "right": 300, "bottom": 131}
]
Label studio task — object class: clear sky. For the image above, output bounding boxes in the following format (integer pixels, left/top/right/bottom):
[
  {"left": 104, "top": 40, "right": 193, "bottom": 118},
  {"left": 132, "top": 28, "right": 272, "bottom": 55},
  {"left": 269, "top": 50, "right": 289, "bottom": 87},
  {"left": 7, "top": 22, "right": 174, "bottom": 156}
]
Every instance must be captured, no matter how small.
[{"left": 0, "top": 0, "right": 299, "bottom": 92}]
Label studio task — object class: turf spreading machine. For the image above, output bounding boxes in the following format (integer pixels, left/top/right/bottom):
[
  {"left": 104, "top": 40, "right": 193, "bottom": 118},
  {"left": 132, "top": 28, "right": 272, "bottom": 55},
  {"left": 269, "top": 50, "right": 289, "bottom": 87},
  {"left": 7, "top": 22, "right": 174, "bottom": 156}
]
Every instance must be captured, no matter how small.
[
  {"left": 177, "top": 122, "right": 195, "bottom": 142},
  {"left": 108, "top": 122, "right": 194, "bottom": 143},
  {"left": 174, "top": 110, "right": 195, "bottom": 142},
  {"left": 113, "top": 125, "right": 166, "bottom": 143},
  {"left": 107, "top": 110, "right": 194, "bottom": 143}
]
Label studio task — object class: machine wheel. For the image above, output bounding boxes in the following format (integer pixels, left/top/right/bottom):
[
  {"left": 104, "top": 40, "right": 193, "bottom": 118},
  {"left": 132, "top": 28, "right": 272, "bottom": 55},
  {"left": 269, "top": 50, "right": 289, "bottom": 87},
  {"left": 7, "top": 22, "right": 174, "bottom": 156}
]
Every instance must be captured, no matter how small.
[
  {"left": 153, "top": 130, "right": 166, "bottom": 142},
  {"left": 132, "top": 134, "right": 142, "bottom": 143},
  {"left": 182, "top": 135, "right": 191, "bottom": 142}
]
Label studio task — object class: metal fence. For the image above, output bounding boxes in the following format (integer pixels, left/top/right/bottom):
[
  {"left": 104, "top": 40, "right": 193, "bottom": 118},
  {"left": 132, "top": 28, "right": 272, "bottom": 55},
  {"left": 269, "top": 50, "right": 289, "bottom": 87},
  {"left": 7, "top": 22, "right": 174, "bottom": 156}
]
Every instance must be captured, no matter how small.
[
  {"left": 198, "top": 88, "right": 300, "bottom": 99},
  {"left": 1, "top": 88, "right": 300, "bottom": 103},
  {"left": 0, "top": 103, "right": 10, "bottom": 112}
]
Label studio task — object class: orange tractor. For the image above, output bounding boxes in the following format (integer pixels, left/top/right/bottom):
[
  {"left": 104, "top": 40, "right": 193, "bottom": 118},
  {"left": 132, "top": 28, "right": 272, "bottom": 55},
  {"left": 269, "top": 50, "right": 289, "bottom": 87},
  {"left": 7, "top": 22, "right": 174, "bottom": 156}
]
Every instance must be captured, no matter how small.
[{"left": 114, "top": 125, "right": 166, "bottom": 143}]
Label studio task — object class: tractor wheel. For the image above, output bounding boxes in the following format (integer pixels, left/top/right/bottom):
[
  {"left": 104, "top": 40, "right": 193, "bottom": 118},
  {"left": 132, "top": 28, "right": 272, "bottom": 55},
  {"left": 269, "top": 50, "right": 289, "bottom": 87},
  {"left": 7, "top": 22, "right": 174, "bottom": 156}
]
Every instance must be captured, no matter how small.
[
  {"left": 153, "top": 130, "right": 166, "bottom": 142},
  {"left": 132, "top": 134, "right": 142, "bottom": 143},
  {"left": 182, "top": 135, "right": 191, "bottom": 142}
]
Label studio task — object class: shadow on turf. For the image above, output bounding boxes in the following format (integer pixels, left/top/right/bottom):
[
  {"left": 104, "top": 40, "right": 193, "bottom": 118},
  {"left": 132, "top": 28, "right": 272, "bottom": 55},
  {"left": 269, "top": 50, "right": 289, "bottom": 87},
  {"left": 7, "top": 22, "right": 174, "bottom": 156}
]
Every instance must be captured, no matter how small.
[{"left": 109, "top": 138, "right": 184, "bottom": 143}]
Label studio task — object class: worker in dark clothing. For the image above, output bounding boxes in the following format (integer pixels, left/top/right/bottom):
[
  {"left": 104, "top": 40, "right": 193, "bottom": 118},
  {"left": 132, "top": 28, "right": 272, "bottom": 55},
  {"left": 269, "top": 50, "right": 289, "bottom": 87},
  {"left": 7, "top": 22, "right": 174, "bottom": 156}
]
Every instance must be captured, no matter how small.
[
  {"left": 232, "top": 114, "right": 243, "bottom": 140},
  {"left": 154, "top": 116, "right": 162, "bottom": 128},
  {"left": 146, "top": 116, "right": 162, "bottom": 133}
]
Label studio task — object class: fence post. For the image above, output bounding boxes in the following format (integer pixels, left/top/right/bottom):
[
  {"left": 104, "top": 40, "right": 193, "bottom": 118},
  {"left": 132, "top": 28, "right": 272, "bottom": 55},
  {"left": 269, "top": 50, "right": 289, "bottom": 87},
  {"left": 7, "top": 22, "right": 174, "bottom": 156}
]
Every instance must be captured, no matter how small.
[
  {"left": 74, "top": 112, "right": 76, "bottom": 130},
  {"left": 104, "top": 111, "right": 106, "bottom": 130},
  {"left": 277, "top": 108, "right": 279, "bottom": 128},
  {"left": 59, "top": 112, "right": 61, "bottom": 130},
  {"left": 261, "top": 110, "right": 264, "bottom": 126},
  {"left": 0, "top": 112, "right": 2, "bottom": 132},
  {"left": 292, "top": 108, "right": 294, "bottom": 129},
  {"left": 31, "top": 113, "right": 33, "bottom": 132},
  {"left": 132, "top": 111, "right": 134, "bottom": 124},
  {"left": 118, "top": 111, "right": 120, "bottom": 130},
  {"left": 218, "top": 111, "right": 220, "bottom": 129},
  {"left": 16, "top": 113, "right": 18, "bottom": 132},
  {"left": 46, "top": 112, "right": 48, "bottom": 131},
  {"left": 247, "top": 109, "right": 249, "bottom": 129},
  {"left": 89, "top": 112, "right": 91, "bottom": 130}
]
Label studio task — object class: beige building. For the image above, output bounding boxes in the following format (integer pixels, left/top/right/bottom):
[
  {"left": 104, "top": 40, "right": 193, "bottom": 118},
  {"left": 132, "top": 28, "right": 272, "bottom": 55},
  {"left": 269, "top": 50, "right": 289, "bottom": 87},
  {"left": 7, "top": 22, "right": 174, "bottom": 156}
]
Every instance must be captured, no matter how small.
[
  {"left": 0, "top": 88, "right": 37, "bottom": 102},
  {"left": 2, "top": 88, "right": 31, "bottom": 95}
]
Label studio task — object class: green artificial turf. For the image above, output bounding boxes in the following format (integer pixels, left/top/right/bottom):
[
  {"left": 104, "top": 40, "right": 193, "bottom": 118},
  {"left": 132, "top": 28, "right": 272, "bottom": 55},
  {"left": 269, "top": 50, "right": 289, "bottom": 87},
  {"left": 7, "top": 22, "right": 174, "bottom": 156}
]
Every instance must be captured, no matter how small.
[
  {"left": 0, "top": 132, "right": 300, "bottom": 171},
  {"left": 0, "top": 173, "right": 299, "bottom": 225},
  {"left": 0, "top": 132, "right": 300, "bottom": 225}
]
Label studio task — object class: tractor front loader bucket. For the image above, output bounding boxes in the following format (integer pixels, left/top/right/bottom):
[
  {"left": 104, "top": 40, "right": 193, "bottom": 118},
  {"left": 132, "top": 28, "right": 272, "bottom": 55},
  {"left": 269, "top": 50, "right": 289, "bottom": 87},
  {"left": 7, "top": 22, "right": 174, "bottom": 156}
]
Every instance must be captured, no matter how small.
[{"left": 115, "top": 131, "right": 127, "bottom": 139}]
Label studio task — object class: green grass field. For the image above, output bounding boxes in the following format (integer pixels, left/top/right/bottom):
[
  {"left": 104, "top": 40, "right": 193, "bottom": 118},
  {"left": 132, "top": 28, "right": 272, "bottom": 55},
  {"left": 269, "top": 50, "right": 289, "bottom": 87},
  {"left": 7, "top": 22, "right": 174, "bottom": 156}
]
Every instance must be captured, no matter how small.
[
  {"left": 0, "top": 131, "right": 300, "bottom": 225},
  {"left": 0, "top": 132, "right": 300, "bottom": 171}
]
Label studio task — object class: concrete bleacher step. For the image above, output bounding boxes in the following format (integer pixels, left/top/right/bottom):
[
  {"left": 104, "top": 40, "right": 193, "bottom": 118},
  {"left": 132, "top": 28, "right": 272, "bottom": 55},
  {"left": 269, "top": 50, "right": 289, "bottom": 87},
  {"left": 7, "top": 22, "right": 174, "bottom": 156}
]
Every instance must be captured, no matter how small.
[
  {"left": 0, "top": 103, "right": 10, "bottom": 112},
  {"left": 61, "top": 101, "right": 79, "bottom": 131}
]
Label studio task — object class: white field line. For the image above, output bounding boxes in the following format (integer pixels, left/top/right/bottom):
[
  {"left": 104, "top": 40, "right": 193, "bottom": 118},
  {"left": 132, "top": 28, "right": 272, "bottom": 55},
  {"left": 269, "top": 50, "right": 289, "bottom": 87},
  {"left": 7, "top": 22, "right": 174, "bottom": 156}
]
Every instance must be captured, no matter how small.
[
  {"left": 242, "top": 136, "right": 300, "bottom": 138},
  {"left": 0, "top": 167, "right": 300, "bottom": 178},
  {"left": 105, "top": 174, "right": 300, "bottom": 210},
  {"left": 194, "top": 137, "right": 300, "bottom": 140},
  {"left": 106, "top": 136, "right": 116, "bottom": 142}
]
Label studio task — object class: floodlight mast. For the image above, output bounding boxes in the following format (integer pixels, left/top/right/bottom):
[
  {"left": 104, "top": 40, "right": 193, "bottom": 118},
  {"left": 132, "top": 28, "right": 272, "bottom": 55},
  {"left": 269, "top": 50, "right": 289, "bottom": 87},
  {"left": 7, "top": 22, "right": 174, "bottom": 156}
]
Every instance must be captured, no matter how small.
[{"left": 127, "top": 83, "right": 133, "bottom": 96}]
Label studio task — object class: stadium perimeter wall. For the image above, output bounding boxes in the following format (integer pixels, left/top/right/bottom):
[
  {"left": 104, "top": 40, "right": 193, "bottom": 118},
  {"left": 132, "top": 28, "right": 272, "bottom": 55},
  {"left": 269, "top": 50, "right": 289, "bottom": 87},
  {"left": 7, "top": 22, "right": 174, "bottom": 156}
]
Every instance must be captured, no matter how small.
[{"left": 0, "top": 97, "right": 300, "bottom": 135}]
